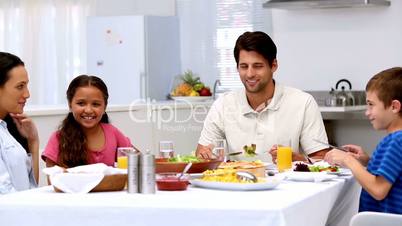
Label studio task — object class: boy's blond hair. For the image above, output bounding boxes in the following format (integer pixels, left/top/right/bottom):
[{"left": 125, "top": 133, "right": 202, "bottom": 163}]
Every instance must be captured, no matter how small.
[{"left": 366, "top": 67, "right": 402, "bottom": 116}]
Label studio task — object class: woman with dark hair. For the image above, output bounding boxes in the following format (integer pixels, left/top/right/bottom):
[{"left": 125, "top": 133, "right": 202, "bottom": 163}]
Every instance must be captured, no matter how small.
[
  {"left": 0, "top": 52, "right": 39, "bottom": 193},
  {"left": 42, "top": 75, "right": 132, "bottom": 168}
]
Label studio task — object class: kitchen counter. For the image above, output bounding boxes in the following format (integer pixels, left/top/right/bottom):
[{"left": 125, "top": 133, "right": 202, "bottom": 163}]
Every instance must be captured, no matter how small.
[
  {"left": 321, "top": 111, "right": 367, "bottom": 120},
  {"left": 26, "top": 101, "right": 367, "bottom": 120},
  {"left": 25, "top": 100, "right": 214, "bottom": 116}
]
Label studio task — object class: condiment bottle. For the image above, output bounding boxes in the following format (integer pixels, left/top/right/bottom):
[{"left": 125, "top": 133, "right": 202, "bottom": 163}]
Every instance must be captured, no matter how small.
[
  {"left": 139, "top": 150, "right": 155, "bottom": 194},
  {"left": 127, "top": 151, "right": 139, "bottom": 193}
]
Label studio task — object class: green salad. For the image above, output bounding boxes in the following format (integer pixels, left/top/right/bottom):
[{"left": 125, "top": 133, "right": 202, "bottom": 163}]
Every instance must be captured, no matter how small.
[
  {"left": 168, "top": 154, "right": 201, "bottom": 163},
  {"left": 243, "top": 144, "right": 257, "bottom": 157}
]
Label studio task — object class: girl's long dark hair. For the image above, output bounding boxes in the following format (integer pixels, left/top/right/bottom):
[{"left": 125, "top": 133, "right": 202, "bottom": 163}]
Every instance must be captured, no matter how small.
[{"left": 57, "top": 75, "right": 109, "bottom": 167}]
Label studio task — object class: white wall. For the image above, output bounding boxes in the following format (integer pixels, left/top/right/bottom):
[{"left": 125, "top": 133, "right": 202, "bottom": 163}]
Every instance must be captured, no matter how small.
[
  {"left": 270, "top": 1, "right": 402, "bottom": 91},
  {"left": 94, "top": 0, "right": 175, "bottom": 16}
]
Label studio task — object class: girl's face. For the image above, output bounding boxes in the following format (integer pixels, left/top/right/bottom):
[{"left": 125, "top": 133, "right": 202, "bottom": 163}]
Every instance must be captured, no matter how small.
[
  {"left": 0, "top": 65, "right": 30, "bottom": 118},
  {"left": 69, "top": 86, "right": 106, "bottom": 130}
]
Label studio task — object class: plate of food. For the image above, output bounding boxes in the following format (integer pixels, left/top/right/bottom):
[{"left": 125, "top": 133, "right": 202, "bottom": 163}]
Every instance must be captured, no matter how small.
[
  {"left": 285, "top": 171, "right": 338, "bottom": 182},
  {"left": 326, "top": 168, "right": 352, "bottom": 176},
  {"left": 286, "top": 161, "right": 342, "bottom": 182},
  {"left": 218, "top": 160, "right": 266, "bottom": 177},
  {"left": 191, "top": 168, "right": 282, "bottom": 191}
]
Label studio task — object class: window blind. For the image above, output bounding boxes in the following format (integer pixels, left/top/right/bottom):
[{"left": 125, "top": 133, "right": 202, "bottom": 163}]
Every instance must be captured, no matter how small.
[{"left": 177, "top": 0, "right": 272, "bottom": 91}]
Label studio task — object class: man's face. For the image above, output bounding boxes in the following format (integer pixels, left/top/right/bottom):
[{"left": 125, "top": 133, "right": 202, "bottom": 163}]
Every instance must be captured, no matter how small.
[{"left": 237, "top": 50, "right": 277, "bottom": 94}]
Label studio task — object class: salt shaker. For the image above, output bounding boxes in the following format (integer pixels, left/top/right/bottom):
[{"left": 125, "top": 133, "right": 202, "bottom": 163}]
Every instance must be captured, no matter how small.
[
  {"left": 127, "top": 151, "right": 139, "bottom": 193},
  {"left": 139, "top": 150, "right": 155, "bottom": 194}
]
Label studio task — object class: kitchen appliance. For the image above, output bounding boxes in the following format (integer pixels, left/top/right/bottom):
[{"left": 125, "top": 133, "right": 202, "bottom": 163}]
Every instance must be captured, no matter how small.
[
  {"left": 263, "top": 0, "right": 391, "bottom": 10},
  {"left": 335, "top": 79, "right": 355, "bottom": 106},
  {"left": 325, "top": 79, "right": 355, "bottom": 107},
  {"left": 87, "top": 16, "right": 181, "bottom": 104}
]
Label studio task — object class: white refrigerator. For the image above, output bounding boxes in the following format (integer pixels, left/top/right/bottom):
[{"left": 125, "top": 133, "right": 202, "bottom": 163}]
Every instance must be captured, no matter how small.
[{"left": 87, "top": 15, "right": 181, "bottom": 104}]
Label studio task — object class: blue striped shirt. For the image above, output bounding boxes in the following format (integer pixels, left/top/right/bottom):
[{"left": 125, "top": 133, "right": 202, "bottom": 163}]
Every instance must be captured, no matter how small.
[{"left": 359, "top": 130, "right": 402, "bottom": 214}]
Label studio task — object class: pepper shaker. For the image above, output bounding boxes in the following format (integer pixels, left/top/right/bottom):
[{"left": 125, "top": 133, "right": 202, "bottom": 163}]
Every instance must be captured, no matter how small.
[{"left": 139, "top": 150, "right": 155, "bottom": 194}]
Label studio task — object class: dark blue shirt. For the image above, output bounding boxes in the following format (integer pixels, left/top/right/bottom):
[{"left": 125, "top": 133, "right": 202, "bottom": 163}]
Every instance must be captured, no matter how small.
[{"left": 359, "top": 130, "right": 402, "bottom": 214}]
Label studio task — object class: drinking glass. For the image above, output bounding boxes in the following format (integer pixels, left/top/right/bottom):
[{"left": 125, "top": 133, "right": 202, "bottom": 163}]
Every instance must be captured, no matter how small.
[
  {"left": 159, "top": 141, "right": 174, "bottom": 158},
  {"left": 117, "top": 147, "right": 135, "bottom": 169},
  {"left": 212, "top": 139, "right": 226, "bottom": 161},
  {"left": 276, "top": 139, "right": 293, "bottom": 172}
]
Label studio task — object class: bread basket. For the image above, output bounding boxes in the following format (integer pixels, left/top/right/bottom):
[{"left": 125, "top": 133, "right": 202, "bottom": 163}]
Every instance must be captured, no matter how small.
[{"left": 53, "top": 173, "right": 127, "bottom": 193}]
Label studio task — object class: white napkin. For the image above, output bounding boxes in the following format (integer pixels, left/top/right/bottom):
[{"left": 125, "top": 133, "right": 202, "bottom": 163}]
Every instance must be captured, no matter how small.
[{"left": 43, "top": 163, "right": 126, "bottom": 194}]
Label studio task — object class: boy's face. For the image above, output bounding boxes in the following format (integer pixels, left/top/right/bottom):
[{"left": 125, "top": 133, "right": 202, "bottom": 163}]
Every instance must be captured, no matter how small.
[{"left": 365, "top": 91, "right": 395, "bottom": 132}]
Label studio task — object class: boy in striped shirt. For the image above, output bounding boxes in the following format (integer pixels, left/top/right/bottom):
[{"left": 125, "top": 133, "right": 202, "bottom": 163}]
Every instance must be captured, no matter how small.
[{"left": 325, "top": 67, "right": 402, "bottom": 214}]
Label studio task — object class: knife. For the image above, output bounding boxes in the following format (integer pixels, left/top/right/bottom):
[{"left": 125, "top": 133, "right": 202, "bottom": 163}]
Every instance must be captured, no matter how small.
[
  {"left": 227, "top": 151, "right": 243, "bottom": 156},
  {"left": 313, "top": 139, "right": 349, "bottom": 152},
  {"left": 212, "top": 151, "right": 243, "bottom": 159}
]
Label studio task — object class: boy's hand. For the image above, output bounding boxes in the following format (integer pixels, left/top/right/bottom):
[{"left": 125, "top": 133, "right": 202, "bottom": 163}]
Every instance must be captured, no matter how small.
[
  {"left": 324, "top": 149, "right": 350, "bottom": 167},
  {"left": 343, "top": 144, "right": 370, "bottom": 166}
]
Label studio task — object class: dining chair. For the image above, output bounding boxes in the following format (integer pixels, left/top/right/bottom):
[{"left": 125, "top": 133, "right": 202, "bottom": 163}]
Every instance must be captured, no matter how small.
[{"left": 349, "top": 211, "right": 402, "bottom": 226}]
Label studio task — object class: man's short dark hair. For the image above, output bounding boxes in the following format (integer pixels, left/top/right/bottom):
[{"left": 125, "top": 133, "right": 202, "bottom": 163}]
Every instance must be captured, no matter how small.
[{"left": 234, "top": 31, "right": 277, "bottom": 67}]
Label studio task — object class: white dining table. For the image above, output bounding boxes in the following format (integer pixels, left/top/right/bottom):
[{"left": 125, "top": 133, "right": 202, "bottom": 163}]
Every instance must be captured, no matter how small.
[{"left": 0, "top": 175, "right": 360, "bottom": 226}]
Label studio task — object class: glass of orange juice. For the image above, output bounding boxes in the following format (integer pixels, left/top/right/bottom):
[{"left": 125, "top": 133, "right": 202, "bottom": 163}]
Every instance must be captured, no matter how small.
[
  {"left": 277, "top": 139, "right": 293, "bottom": 172},
  {"left": 117, "top": 147, "right": 134, "bottom": 169}
]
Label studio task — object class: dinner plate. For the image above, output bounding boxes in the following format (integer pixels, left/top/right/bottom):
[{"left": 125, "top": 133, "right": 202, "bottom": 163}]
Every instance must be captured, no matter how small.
[
  {"left": 189, "top": 173, "right": 203, "bottom": 179},
  {"left": 285, "top": 172, "right": 338, "bottom": 182},
  {"left": 326, "top": 168, "right": 352, "bottom": 176},
  {"left": 171, "top": 96, "right": 213, "bottom": 102},
  {"left": 190, "top": 177, "right": 282, "bottom": 191}
]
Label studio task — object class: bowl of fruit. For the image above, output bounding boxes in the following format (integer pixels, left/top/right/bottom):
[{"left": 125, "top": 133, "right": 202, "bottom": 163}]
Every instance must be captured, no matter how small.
[{"left": 170, "top": 70, "right": 213, "bottom": 101}]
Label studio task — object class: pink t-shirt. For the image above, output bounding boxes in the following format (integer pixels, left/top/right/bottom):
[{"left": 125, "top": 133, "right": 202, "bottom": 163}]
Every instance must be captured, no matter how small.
[{"left": 41, "top": 123, "right": 132, "bottom": 166}]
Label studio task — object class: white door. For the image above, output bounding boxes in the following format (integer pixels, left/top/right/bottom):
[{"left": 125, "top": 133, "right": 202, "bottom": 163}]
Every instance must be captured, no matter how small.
[{"left": 87, "top": 16, "right": 145, "bottom": 104}]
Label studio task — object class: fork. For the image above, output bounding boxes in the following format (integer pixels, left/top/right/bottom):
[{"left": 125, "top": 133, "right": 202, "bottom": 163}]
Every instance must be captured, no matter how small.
[{"left": 299, "top": 149, "right": 314, "bottom": 164}]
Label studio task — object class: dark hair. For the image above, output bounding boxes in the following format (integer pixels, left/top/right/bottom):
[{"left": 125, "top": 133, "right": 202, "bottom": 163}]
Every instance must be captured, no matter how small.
[
  {"left": 4, "top": 115, "right": 29, "bottom": 152},
  {"left": 0, "top": 52, "right": 29, "bottom": 152},
  {"left": 366, "top": 67, "right": 402, "bottom": 115},
  {"left": 234, "top": 31, "right": 277, "bottom": 67},
  {"left": 57, "top": 75, "right": 110, "bottom": 167},
  {"left": 0, "top": 52, "right": 25, "bottom": 87}
]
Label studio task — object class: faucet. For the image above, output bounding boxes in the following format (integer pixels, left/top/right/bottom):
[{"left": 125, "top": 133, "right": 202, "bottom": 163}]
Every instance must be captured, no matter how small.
[{"left": 213, "top": 79, "right": 221, "bottom": 100}]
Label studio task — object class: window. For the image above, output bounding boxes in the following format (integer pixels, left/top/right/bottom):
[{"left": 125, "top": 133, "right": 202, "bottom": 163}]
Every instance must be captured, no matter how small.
[
  {"left": 0, "top": 0, "right": 95, "bottom": 105},
  {"left": 177, "top": 0, "right": 272, "bottom": 91}
]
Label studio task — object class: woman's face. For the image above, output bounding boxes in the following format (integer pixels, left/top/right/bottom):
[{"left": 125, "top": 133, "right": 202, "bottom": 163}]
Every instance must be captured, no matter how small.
[
  {"left": 69, "top": 86, "right": 106, "bottom": 130},
  {"left": 0, "top": 65, "right": 30, "bottom": 118}
]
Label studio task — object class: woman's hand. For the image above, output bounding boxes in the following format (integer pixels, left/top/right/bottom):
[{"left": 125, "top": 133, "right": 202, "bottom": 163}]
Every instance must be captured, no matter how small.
[
  {"left": 10, "top": 113, "right": 39, "bottom": 143},
  {"left": 11, "top": 113, "right": 40, "bottom": 182}
]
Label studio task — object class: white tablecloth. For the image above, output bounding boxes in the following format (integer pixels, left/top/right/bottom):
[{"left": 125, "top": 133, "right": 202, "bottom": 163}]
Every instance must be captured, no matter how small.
[{"left": 0, "top": 176, "right": 360, "bottom": 226}]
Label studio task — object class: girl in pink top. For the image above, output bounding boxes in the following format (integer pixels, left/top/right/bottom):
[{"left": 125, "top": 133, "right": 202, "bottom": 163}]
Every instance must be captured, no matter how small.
[{"left": 42, "top": 75, "right": 132, "bottom": 168}]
